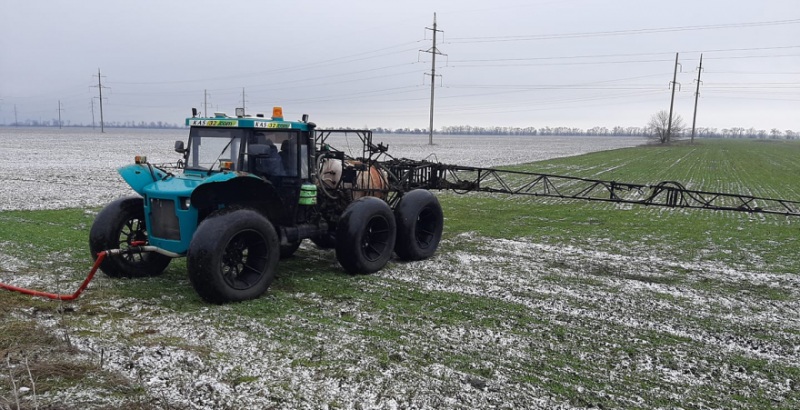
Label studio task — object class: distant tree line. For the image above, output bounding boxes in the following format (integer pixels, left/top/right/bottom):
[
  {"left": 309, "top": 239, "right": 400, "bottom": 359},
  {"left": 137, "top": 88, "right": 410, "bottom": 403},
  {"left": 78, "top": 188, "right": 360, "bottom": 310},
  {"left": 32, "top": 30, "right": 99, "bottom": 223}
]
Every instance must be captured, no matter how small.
[
  {"left": 5, "top": 121, "right": 797, "bottom": 140},
  {"left": 370, "top": 125, "right": 798, "bottom": 139},
  {"left": 2, "top": 119, "right": 184, "bottom": 129}
]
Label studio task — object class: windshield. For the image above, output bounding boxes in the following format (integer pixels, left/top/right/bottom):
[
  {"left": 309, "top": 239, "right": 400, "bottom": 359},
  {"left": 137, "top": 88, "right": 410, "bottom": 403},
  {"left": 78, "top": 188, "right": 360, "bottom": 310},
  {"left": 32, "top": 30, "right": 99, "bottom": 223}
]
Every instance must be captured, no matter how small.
[{"left": 186, "top": 128, "right": 245, "bottom": 171}]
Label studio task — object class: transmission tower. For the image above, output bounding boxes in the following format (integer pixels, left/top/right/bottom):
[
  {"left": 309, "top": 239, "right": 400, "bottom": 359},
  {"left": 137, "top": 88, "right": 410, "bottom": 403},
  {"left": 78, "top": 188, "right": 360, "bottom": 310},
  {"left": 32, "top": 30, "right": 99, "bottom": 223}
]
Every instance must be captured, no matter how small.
[
  {"left": 204, "top": 89, "right": 212, "bottom": 117},
  {"left": 57, "top": 100, "right": 65, "bottom": 129},
  {"left": 241, "top": 88, "right": 248, "bottom": 115},
  {"left": 421, "top": 12, "right": 446, "bottom": 146},
  {"left": 666, "top": 53, "right": 681, "bottom": 143},
  {"left": 90, "top": 99, "right": 96, "bottom": 129},
  {"left": 690, "top": 54, "right": 704, "bottom": 144},
  {"left": 91, "top": 69, "right": 110, "bottom": 133}
]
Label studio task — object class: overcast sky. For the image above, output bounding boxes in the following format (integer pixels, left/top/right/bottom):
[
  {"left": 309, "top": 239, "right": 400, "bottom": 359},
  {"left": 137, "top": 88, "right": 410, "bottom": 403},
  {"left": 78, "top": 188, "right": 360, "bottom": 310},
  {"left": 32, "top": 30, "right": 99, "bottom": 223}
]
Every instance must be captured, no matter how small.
[{"left": 1, "top": 0, "right": 798, "bottom": 131}]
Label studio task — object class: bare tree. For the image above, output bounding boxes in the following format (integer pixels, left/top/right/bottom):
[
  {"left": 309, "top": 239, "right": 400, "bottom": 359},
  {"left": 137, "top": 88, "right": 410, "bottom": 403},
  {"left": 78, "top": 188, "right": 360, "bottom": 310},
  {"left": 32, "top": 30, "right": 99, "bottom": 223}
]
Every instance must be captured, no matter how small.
[{"left": 646, "top": 110, "right": 686, "bottom": 144}]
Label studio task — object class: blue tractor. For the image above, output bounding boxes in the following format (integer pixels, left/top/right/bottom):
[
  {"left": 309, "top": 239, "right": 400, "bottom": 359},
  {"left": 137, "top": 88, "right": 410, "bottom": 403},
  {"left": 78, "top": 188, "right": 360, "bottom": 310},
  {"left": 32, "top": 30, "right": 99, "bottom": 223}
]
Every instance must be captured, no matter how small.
[{"left": 88, "top": 108, "right": 444, "bottom": 304}]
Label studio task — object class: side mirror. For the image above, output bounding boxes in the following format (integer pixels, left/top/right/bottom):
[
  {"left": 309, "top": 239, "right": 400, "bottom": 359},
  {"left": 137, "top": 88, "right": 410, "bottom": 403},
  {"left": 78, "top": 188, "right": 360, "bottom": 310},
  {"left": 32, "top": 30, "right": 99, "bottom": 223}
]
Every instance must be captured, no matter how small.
[{"left": 174, "top": 140, "right": 186, "bottom": 154}]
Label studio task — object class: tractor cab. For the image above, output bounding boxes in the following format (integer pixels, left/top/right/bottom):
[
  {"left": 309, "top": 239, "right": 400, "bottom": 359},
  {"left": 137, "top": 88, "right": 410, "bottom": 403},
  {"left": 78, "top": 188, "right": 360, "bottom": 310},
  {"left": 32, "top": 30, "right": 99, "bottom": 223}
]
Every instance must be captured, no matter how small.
[{"left": 180, "top": 107, "right": 312, "bottom": 182}]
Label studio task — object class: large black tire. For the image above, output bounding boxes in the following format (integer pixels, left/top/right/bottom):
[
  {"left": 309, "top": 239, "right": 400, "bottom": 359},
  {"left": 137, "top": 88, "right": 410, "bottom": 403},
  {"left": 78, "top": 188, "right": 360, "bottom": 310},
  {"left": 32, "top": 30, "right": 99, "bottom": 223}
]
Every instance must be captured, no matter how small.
[
  {"left": 280, "top": 240, "right": 303, "bottom": 259},
  {"left": 394, "top": 190, "right": 444, "bottom": 261},
  {"left": 89, "top": 196, "right": 171, "bottom": 278},
  {"left": 187, "top": 209, "right": 279, "bottom": 304},
  {"left": 335, "top": 197, "right": 397, "bottom": 274}
]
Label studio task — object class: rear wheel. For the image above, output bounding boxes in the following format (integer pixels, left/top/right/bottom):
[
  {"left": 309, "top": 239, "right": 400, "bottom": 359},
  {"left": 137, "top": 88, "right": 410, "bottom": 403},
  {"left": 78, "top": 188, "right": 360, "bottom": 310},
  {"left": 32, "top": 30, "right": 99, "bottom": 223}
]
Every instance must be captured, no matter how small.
[
  {"left": 394, "top": 190, "right": 444, "bottom": 261},
  {"left": 187, "top": 209, "right": 279, "bottom": 303},
  {"left": 89, "top": 196, "right": 171, "bottom": 278},
  {"left": 335, "top": 197, "right": 396, "bottom": 274}
]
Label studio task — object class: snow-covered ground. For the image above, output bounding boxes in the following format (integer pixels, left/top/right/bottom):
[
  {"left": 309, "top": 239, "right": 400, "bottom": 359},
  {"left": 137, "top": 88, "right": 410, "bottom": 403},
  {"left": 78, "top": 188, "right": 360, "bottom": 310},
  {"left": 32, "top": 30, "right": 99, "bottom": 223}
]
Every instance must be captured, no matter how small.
[{"left": 2, "top": 128, "right": 797, "bottom": 409}]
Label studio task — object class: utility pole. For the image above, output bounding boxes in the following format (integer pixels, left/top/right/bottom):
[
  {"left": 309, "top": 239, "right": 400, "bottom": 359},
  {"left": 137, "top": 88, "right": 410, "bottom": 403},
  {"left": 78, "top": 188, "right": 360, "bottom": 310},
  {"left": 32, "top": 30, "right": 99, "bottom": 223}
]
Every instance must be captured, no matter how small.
[
  {"left": 242, "top": 88, "right": 247, "bottom": 115},
  {"left": 421, "top": 12, "right": 446, "bottom": 146},
  {"left": 92, "top": 69, "right": 110, "bottom": 133},
  {"left": 14, "top": 105, "right": 18, "bottom": 126},
  {"left": 666, "top": 53, "right": 681, "bottom": 143},
  {"left": 57, "top": 100, "right": 65, "bottom": 129},
  {"left": 690, "top": 54, "right": 704, "bottom": 145},
  {"left": 204, "top": 89, "right": 211, "bottom": 117},
  {"left": 90, "top": 99, "right": 96, "bottom": 130}
]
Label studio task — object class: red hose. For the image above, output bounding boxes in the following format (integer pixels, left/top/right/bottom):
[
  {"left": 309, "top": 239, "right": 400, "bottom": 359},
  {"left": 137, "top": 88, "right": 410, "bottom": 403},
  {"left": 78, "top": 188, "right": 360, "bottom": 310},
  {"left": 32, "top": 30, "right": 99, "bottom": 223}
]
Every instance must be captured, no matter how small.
[
  {"left": 0, "top": 252, "right": 107, "bottom": 301},
  {"left": 0, "top": 241, "right": 150, "bottom": 301}
]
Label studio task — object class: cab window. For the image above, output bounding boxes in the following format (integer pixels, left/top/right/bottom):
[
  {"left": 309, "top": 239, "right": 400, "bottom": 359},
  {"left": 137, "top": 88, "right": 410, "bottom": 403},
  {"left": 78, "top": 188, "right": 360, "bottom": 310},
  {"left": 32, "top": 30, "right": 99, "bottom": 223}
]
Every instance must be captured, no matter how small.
[{"left": 248, "top": 131, "right": 299, "bottom": 177}]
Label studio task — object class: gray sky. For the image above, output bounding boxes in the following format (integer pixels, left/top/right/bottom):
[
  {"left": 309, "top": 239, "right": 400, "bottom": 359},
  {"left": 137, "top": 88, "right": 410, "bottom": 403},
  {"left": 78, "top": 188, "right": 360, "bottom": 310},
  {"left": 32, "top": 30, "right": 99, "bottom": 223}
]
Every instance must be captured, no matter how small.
[{"left": 1, "top": 0, "right": 798, "bottom": 131}]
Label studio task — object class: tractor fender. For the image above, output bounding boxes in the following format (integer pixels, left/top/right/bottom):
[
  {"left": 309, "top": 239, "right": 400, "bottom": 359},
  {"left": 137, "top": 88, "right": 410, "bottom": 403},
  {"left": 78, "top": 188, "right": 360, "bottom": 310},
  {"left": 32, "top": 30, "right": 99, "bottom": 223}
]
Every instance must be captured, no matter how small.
[{"left": 190, "top": 173, "right": 279, "bottom": 211}]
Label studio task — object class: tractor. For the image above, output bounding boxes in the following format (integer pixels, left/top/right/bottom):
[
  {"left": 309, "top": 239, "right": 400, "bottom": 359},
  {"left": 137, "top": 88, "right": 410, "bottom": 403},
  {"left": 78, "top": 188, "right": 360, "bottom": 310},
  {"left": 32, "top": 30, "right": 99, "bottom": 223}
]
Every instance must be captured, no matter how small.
[{"left": 88, "top": 107, "right": 442, "bottom": 304}]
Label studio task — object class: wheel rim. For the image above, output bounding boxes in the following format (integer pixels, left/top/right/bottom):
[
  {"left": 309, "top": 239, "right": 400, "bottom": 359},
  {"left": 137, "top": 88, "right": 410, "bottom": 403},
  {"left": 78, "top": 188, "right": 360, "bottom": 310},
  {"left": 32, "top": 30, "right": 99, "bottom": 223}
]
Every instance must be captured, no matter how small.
[
  {"left": 361, "top": 215, "right": 391, "bottom": 262},
  {"left": 221, "top": 229, "right": 270, "bottom": 290},
  {"left": 414, "top": 207, "right": 437, "bottom": 249},
  {"left": 118, "top": 218, "right": 149, "bottom": 264}
]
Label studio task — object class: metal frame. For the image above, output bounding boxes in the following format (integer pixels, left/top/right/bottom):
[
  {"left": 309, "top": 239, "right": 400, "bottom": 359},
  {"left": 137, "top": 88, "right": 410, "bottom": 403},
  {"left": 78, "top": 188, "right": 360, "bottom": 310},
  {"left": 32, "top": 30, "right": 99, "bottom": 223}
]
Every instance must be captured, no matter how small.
[{"left": 313, "top": 130, "right": 800, "bottom": 217}]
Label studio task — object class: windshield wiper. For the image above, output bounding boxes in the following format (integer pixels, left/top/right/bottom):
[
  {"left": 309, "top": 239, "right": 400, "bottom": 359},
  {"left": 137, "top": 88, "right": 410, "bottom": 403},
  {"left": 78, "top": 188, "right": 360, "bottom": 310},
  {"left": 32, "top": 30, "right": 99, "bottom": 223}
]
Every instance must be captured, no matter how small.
[{"left": 207, "top": 137, "right": 236, "bottom": 176}]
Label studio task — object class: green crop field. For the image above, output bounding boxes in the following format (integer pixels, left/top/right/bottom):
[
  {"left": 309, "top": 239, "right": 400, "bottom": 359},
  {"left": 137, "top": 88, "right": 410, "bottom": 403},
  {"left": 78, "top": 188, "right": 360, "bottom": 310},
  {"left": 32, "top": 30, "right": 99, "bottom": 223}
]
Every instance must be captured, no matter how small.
[{"left": 1, "top": 139, "right": 799, "bottom": 409}]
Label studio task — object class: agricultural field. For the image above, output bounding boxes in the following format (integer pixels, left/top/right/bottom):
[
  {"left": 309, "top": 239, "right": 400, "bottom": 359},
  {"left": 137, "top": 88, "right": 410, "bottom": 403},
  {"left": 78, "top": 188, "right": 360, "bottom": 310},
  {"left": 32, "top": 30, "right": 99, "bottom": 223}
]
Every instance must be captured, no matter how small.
[{"left": 1, "top": 136, "right": 800, "bottom": 409}]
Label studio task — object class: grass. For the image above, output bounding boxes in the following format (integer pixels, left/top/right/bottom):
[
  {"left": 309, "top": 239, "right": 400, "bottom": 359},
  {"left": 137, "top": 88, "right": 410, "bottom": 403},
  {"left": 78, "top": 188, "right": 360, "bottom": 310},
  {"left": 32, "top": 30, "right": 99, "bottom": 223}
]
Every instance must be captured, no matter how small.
[{"left": 1, "top": 139, "right": 799, "bottom": 409}]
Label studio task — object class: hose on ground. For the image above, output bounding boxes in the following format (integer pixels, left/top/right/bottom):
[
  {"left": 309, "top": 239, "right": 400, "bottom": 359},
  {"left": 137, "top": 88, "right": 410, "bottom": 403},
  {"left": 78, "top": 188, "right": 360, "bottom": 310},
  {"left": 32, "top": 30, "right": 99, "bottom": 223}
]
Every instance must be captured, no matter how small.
[{"left": 0, "top": 252, "right": 107, "bottom": 301}]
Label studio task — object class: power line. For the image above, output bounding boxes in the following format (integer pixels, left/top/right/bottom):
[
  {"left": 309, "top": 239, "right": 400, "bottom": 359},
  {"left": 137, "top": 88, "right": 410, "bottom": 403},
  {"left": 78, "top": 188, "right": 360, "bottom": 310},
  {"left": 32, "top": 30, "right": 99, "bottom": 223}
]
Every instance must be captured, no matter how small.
[
  {"left": 106, "top": 41, "right": 424, "bottom": 86},
  {"left": 108, "top": 64, "right": 422, "bottom": 97},
  {"left": 433, "top": 91, "right": 664, "bottom": 114},
  {"left": 447, "top": 45, "right": 800, "bottom": 63},
  {"left": 447, "top": 18, "right": 800, "bottom": 43},
  {"left": 703, "top": 96, "right": 800, "bottom": 102},
  {"left": 703, "top": 71, "right": 800, "bottom": 75},
  {"left": 449, "top": 53, "right": 800, "bottom": 69}
]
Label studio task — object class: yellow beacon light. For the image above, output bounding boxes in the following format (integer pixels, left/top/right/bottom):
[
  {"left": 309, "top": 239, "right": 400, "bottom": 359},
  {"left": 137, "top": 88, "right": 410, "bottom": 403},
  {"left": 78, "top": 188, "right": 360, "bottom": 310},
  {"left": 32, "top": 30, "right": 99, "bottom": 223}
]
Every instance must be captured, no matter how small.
[
  {"left": 272, "top": 107, "right": 283, "bottom": 120},
  {"left": 220, "top": 161, "right": 233, "bottom": 170},
  {"left": 135, "top": 156, "right": 147, "bottom": 164}
]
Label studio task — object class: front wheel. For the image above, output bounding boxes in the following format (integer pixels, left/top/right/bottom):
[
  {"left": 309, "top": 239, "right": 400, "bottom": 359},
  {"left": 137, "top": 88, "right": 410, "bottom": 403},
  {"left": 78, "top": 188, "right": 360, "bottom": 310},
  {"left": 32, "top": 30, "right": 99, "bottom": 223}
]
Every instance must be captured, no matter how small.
[
  {"left": 335, "top": 197, "right": 396, "bottom": 274},
  {"left": 89, "top": 196, "right": 171, "bottom": 278},
  {"left": 394, "top": 190, "right": 444, "bottom": 261},
  {"left": 187, "top": 209, "right": 279, "bottom": 304}
]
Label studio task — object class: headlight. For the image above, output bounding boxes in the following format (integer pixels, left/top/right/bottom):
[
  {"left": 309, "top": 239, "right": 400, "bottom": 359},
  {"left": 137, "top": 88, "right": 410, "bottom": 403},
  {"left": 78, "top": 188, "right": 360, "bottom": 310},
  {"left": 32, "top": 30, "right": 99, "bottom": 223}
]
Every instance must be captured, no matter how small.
[{"left": 179, "top": 197, "right": 191, "bottom": 210}]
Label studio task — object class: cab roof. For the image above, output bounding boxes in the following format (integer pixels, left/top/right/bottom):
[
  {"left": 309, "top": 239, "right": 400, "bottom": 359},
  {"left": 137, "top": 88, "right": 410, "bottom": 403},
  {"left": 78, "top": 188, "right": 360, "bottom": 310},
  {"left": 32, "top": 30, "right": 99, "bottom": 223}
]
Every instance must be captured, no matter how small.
[{"left": 185, "top": 113, "right": 310, "bottom": 131}]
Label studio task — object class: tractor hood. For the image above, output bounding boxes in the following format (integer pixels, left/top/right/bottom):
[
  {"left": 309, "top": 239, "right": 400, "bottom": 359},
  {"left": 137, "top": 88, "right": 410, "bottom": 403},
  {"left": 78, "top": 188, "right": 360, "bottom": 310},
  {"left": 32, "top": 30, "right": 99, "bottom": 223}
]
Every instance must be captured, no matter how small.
[
  {"left": 117, "top": 165, "right": 271, "bottom": 254},
  {"left": 117, "top": 164, "right": 262, "bottom": 199}
]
